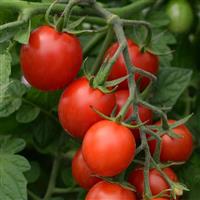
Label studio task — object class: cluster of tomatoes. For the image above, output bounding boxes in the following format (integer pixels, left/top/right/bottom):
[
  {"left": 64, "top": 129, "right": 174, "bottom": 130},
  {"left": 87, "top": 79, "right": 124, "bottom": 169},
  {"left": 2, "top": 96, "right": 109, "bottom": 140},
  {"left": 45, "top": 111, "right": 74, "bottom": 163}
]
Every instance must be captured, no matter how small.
[{"left": 20, "top": 25, "right": 193, "bottom": 200}]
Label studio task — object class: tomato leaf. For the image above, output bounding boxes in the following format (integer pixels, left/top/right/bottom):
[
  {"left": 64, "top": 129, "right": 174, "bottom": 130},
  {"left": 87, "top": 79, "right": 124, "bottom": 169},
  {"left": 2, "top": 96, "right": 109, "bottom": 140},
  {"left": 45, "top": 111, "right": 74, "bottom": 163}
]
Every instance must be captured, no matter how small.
[
  {"left": 14, "top": 20, "right": 31, "bottom": 44},
  {"left": 0, "top": 80, "right": 27, "bottom": 117},
  {"left": 16, "top": 104, "right": 40, "bottom": 123},
  {"left": 150, "top": 67, "right": 192, "bottom": 108},
  {"left": 24, "top": 161, "right": 40, "bottom": 184},
  {"left": 0, "top": 136, "right": 30, "bottom": 200}
]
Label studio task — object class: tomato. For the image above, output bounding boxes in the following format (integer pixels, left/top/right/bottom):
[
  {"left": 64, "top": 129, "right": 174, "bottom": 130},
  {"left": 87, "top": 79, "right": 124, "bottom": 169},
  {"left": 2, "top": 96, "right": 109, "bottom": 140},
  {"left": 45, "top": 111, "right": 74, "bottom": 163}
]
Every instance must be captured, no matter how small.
[
  {"left": 115, "top": 90, "right": 153, "bottom": 141},
  {"left": 72, "top": 148, "right": 101, "bottom": 190},
  {"left": 148, "top": 120, "right": 193, "bottom": 162},
  {"left": 82, "top": 120, "right": 136, "bottom": 177},
  {"left": 128, "top": 167, "right": 178, "bottom": 197},
  {"left": 58, "top": 77, "right": 116, "bottom": 138},
  {"left": 20, "top": 26, "right": 82, "bottom": 91},
  {"left": 85, "top": 181, "right": 137, "bottom": 200},
  {"left": 104, "top": 39, "right": 159, "bottom": 90},
  {"left": 166, "top": 0, "right": 194, "bottom": 33}
]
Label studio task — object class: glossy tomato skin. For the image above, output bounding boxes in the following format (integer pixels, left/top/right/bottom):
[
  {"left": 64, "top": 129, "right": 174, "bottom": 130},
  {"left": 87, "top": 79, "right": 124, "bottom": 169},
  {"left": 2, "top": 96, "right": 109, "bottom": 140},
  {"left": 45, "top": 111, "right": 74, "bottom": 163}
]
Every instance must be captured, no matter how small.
[
  {"left": 115, "top": 90, "right": 153, "bottom": 141},
  {"left": 86, "top": 181, "right": 137, "bottom": 200},
  {"left": 58, "top": 77, "right": 116, "bottom": 138},
  {"left": 72, "top": 148, "right": 101, "bottom": 190},
  {"left": 82, "top": 120, "right": 136, "bottom": 177},
  {"left": 166, "top": 0, "right": 194, "bottom": 33},
  {"left": 20, "top": 26, "right": 82, "bottom": 91},
  {"left": 128, "top": 167, "right": 178, "bottom": 197},
  {"left": 148, "top": 120, "right": 193, "bottom": 162},
  {"left": 105, "top": 39, "right": 159, "bottom": 90}
]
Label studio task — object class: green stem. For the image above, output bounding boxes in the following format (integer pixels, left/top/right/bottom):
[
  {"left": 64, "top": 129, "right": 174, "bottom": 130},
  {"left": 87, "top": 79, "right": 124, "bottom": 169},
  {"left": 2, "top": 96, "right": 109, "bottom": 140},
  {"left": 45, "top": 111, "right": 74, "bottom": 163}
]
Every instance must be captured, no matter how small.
[
  {"left": 28, "top": 190, "right": 41, "bottom": 200},
  {"left": 43, "top": 156, "right": 61, "bottom": 200},
  {"left": 53, "top": 187, "right": 82, "bottom": 194},
  {"left": 92, "top": 27, "right": 113, "bottom": 75},
  {"left": 83, "top": 32, "right": 106, "bottom": 56}
]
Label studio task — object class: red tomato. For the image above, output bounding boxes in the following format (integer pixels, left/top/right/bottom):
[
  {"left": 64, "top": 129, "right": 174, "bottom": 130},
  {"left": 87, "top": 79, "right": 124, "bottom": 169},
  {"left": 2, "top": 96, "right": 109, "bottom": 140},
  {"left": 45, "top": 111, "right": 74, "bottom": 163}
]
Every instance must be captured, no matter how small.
[
  {"left": 72, "top": 148, "right": 101, "bottom": 190},
  {"left": 86, "top": 181, "right": 137, "bottom": 200},
  {"left": 128, "top": 167, "right": 178, "bottom": 197},
  {"left": 105, "top": 39, "right": 159, "bottom": 90},
  {"left": 148, "top": 120, "right": 193, "bottom": 162},
  {"left": 82, "top": 120, "right": 136, "bottom": 177},
  {"left": 58, "top": 77, "right": 116, "bottom": 138},
  {"left": 115, "top": 90, "right": 153, "bottom": 141},
  {"left": 20, "top": 26, "right": 82, "bottom": 91}
]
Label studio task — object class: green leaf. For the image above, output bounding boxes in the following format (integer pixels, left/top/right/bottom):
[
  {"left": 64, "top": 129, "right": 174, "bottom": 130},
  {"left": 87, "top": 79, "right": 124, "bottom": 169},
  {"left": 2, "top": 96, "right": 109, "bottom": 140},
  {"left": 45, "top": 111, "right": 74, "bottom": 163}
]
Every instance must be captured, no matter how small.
[
  {"left": 14, "top": 20, "right": 31, "bottom": 44},
  {"left": 16, "top": 104, "right": 40, "bottom": 123},
  {"left": 24, "top": 161, "right": 40, "bottom": 184},
  {"left": 0, "top": 52, "right": 11, "bottom": 98},
  {"left": 0, "top": 136, "right": 30, "bottom": 200},
  {"left": 32, "top": 114, "right": 61, "bottom": 149},
  {"left": 147, "top": 11, "right": 170, "bottom": 27},
  {"left": 150, "top": 67, "right": 192, "bottom": 108},
  {"left": 61, "top": 167, "right": 76, "bottom": 187},
  {"left": 0, "top": 80, "right": 27, "bottom": 117}
]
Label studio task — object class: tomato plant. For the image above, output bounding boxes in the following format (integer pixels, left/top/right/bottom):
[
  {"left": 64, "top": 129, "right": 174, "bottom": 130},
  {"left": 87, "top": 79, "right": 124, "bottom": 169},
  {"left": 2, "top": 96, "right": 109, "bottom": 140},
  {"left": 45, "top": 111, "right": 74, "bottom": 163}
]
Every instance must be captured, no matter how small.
[
  {"left": 58, "top": 77, "right": 116, "bottom": 138},
  {"left": 82, "top": 120, "right": 136, "bottom": 177},
  {"left": 85, "top": 181, "right": 137, "bottom": 200},
  {"left": 20, "top": 26, "right": 83, "bottom": 91},
  {"left": 0, "top": 0, "right": 199, "bottom": 200},
  {"left": 72, "top": 148, "right": 101, "bottom": 190},
  {"left": 128, "top": 167, "right": 178, "bottom": 197},
  {"left": 105, "top": 39, "right": 159, "bottom": 90},
  {"left": 148, "top": 120, "right": 193, "bottom": 162}
]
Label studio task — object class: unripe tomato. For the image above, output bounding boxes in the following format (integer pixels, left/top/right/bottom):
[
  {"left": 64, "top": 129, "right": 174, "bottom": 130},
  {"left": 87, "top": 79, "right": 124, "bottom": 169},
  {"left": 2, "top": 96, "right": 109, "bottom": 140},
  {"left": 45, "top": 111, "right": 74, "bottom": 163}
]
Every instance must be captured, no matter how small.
[
  {"left": 128, "top": 167, "right": 178, "bottom": 197},
  {"left": 85, "top": 181, "right": 137, "bottom": 200},
  {"left": 166, "top": 0, "right": 194, "bottom": 33},
  {"left": 58, "top": 77, "right": 116, "bottom": 138},
  {"left": 148, "top": 120, "right": 193, "bottom": 162},
  {"left": 82, "top": 120, "right": 136, "bottom": 177},
  {"left": 104, "top": 39, "right": 159, "bottom": 90},
  {"left": 72, "top": 148, "right": 101, "bottom": 190},
  {"left": 20, "top": 26, "right": 82, "bottom": 91},
  {"left": 115, "top": 90, "right": 153, "bottom": 141}
]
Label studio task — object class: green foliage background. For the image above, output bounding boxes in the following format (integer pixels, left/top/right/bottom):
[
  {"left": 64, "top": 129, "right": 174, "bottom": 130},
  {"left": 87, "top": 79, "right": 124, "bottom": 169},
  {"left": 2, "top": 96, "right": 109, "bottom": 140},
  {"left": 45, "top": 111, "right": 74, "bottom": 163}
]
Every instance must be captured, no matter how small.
[{"left": 0, "top": 0, "right": 200, "bottom": 200}]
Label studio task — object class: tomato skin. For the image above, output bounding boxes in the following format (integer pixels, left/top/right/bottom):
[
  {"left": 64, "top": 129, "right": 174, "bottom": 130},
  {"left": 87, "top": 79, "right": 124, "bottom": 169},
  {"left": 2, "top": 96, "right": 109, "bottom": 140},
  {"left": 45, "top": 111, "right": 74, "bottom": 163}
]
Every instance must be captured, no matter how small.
[
  {"left": 105, "top": 39, "right": 159, "bottom": 90},
  {"left": 115, "top": 90, "right": 153, "bottom": 141},
  {"left": 58, "top": 77, "right": 116, "bottom": 138},
  {"left": 86, "top": 181, "right": 137, "bottom": 200},
  {"left": 128, "top": 167, "right": 178, "bottom": 197},
  {"left": 166, "top": 0, "right": 194, "bottom": 33},
  {"left": 148, "top": 120, "right": 193, "bottom": 162},
  {"left": 82, "top": 120, "right": 136, "bottom": 177},
  {"left": 72, "top": 148, "right": 101, "bottom": 190},
  {"left": 20, "top": 26, "right": 82, "bottom": 91}
]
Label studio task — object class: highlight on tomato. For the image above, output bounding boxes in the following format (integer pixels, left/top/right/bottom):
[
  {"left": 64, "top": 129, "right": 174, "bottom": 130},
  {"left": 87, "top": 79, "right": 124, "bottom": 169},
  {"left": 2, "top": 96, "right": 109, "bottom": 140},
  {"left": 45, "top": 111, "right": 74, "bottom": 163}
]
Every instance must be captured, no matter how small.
[
  {"left": 20, "top": 25, "right": 83, "bottom": 91},
  {"left": 58, "top": 77, "right": 116, "bottom": 138},
  {"left": 82, "top": 120, "right": 136, "bottom": 177},
  {"left": 104, "top": 39, "right": 159, "bottom": 90},
  {"left": 148, "top": 120, "right": 193, "bottom": 162},
  {"left": 85, "top": 181, "right": 137, "bottom": 200}
]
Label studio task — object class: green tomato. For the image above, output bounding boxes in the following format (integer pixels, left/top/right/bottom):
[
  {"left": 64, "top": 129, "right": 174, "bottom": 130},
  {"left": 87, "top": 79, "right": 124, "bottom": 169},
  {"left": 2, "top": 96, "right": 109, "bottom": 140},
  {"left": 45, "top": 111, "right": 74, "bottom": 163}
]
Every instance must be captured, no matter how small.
[{"left": 166, "top": 0, "right": 194, "bottom": 33}]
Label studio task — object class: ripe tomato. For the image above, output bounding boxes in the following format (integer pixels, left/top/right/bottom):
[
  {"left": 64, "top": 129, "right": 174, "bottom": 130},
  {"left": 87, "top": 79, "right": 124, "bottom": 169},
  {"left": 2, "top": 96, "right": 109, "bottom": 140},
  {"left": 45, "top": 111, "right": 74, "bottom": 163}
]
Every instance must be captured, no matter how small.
[
  {"left": 115, "top": 90, "right": 153, "bottom": 141},
  {"left": 72, "top": 148, "right": 101, "bottom": 190},
  {"left": 82, "top": 120, "right": 136, "bottom": 177},
  {"left": 20, "top": 26, "right": 82, "bottom": 91},
  {"left": 128, "top": 167, "right": 178, "bottom": 197},
  {"left": 166, "top": 0, "right": 194, "bottom": 33},
  {"left": 148, "top": 120, "right": 193, "bottom": 162},
  {"left": 104, "top": 39, "right": 159, "bottom": 90},
  {"left": 85, "top": 181, "right": 137, "bottom": 200},
  {"left": 58, "top": 77, "right": 116, "bottom": 138}
]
